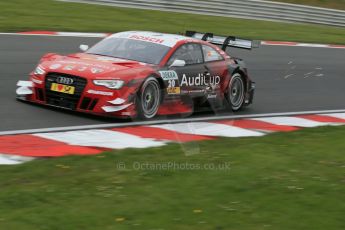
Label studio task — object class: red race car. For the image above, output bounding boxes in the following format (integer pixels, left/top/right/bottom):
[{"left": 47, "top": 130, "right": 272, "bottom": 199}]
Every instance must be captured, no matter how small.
[{"left": 16, "top": 31, "right": 257, "bottom": 119}]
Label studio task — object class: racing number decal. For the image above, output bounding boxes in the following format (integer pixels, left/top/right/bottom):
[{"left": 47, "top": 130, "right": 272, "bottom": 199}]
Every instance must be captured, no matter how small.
[
  {"left": 167, "top": 79, "right": 180, "bottom": 94},
  {"left": 168, "top": 79, "right": 175, "bottom": 88},
  {"left": 159, "top": 71, "right": 181, "bottom": 95}
]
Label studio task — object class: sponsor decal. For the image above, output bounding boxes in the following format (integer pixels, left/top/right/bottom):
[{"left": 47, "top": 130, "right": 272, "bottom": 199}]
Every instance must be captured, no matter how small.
[
  {"left": 121, "top": 111, "right": 132, "bottom": 116},
  {"left": 83, "top": 56, "right": 120, "bottom": 63},
  {"left": 63, "top": 65, "right": 74, "bottom": 71},
  {"left": 87, "top": 89, "right": 114, "bottom": 96},
  {"left": 180, "top": 73, "right": 221, "bottom": 87},
  {"left": 91, "top": 68, "right": 104, "bottom": 74},
  {"left": 78, "top": 66, "right": 88, "bottom": 72},
  {"left": 159, "top": 70, "right": 178, "bottom": 80},
  {"left": 50, "top": 83, "right": 75, "bottom": 94},
  {"left": 207, "top": 94, "right": 217, "bottom": 99},
  {"left": 32, "top": 78, "right": 43, "bottom": 84},
  {"left": 49, "top": 63, "right": 62, "bottom": 70},
  {"left": 167, "top": 87, "right": 181, "bottom": 95},
  {"left": 181, "top": 89, "right": 205, "bottom": 94},
  {"left": 129, "top": 35, "right": 164, "bottom": 44},
  {"left": 57, "top": 60, "right": 114, "bottom": 70}
]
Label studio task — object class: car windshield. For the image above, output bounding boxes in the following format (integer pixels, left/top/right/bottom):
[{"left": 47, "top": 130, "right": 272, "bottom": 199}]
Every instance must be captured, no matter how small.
[{"left": 86, "top": 37, "right": 171, "bottom": 65}]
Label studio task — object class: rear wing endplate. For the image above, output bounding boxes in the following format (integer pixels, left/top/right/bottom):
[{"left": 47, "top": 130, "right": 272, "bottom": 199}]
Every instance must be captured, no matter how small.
[{"left": 185, "top": 31, "right": 260, "bottom": 50}]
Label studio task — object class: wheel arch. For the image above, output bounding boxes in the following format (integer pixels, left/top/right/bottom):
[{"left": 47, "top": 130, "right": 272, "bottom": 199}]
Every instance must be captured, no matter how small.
[
  {"left": 136, "top": 75, "right": 162, "bottom": 119},
  {"left": 226, "top": 66, "right": 248, "bottom": 92},
  {"left": 147, "top": 73, "right": 165, "bottom": 103},
  {"left": 132, "top": 72, "right": 165, "bottom": 98},
  {"left": 224, "top": 67, "right": 247, "bottom": 111},
  {"left": 152, "top": 73, "right": 165, "bottom": 90}
]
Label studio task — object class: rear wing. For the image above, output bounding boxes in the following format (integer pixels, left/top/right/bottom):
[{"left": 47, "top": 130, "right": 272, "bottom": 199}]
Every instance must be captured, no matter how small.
[{"left": 185, "top": 31, "right": 260, "bottom": 51}]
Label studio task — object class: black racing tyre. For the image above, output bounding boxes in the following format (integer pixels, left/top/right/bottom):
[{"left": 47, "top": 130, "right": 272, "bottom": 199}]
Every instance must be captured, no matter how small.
[
  {"left": 137, "top": 76, "right": 161, "bottom": 119},
  {"left": 227, "top": 73, "right": 245, "bottom": 111}
]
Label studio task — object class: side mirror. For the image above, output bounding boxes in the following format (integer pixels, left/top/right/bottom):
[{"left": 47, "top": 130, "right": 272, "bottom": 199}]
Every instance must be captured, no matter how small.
[
  {"left": 170, "top": 59, "right": 186, "bottom": 67},
  {"left": 79, "top": 44, "right": 89, "bottom": 52}
]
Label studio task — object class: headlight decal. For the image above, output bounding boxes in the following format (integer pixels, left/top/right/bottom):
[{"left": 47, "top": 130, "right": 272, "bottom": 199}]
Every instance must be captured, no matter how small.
[
  {"left": 93, "top": 80, "right": 125, "bottom": 89},
  {"left": 34, "top": 66, "right": 46, "bottom": 75}
]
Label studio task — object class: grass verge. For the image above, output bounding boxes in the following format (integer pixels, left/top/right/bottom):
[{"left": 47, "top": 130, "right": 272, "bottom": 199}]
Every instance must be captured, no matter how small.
[
  {"left": 0, "top": 126, "right": 344, "bottom": 229},
  {"left": 0, "top": 0, "right": 344, "bottom": 44}
]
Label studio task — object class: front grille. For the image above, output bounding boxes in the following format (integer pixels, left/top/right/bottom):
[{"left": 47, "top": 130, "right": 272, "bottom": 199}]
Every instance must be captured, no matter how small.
[{"left": 45, "top": 73, "right": 87, "bottom": 110}]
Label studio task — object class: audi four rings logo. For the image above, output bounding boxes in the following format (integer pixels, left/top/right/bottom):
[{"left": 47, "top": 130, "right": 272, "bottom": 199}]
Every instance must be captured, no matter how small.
[{"left": 56, "top": 76, "right": 74, "bottom": 85}]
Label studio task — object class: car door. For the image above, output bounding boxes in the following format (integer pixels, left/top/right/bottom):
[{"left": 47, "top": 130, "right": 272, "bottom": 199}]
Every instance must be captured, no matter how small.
[
  {"left": 201, "top": 44, "right": 229, "bottom": 97},
  {"left": 165, "top": 43, "right": 207, "bottom": 97}
]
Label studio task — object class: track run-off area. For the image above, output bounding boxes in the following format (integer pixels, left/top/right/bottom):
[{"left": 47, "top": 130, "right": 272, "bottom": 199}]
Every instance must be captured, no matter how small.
[{"left": 0, "top": 32, "right": 345, "bottom": 165}]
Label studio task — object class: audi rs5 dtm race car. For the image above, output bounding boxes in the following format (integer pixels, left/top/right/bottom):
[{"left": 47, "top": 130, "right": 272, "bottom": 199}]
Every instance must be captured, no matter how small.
[{"left": 16, "top": 31, "right": 257, "bottom": 119}]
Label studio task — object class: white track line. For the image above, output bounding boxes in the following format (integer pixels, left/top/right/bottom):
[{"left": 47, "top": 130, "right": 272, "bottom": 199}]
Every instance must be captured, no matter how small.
[
  {"left": 261, "top": 41, "right": 345, "bottom": 49},
  {"left": 0, "top": 33, "right": 344, "bottom": 49},
  {"left": 34, "top": 129, "right": 165, "bottom": 149},
  {"left": 0, "top": 154, "right": 34, "bottom": 165},
  {"left": 323, "top": 113, "right": 345, "bottom": 120},
  {"left": 2, "top": 109, "right": 345, "bottom": 136},
  {"left": 252, "top": 116, "right": 332, "bottom": 127},
  {"left": 56, "top": 32, "right": 109, "bottom": 37},
  {"left": 151, "top": 122, "right": 264, "bottom": 137},
  {"left": 0, "top": 32, "right": 108, "bottom": 37}
]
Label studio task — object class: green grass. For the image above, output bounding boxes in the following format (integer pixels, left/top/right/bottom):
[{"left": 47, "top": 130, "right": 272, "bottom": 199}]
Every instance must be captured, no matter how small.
[
  {"left": 1, "top": 126, "right": 345, "bottom": 230},
  {"left": 272, "top": 0, "right": 345, "bottom": 10},
  {"left": 0, "top": 0, "right": 344, "bottom": 44}
]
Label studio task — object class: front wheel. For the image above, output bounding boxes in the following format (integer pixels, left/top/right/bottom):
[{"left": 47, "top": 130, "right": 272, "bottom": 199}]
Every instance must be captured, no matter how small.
[
  {"left": 137, "top": 76, "right": 161, "bottom": 119},
  {"left": 227, "top": 73, "right": 245, "bottom": 111}
]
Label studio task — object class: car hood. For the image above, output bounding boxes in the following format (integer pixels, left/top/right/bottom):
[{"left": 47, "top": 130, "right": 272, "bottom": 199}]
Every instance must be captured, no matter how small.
[{"left": 40, "top": 53, "right": 154, "bottom": 81}]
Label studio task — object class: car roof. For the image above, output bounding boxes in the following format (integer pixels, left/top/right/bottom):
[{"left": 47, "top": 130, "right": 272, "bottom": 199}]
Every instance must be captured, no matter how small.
[{"left": 108, "top": 31, "right": 198, "bottom": 48}]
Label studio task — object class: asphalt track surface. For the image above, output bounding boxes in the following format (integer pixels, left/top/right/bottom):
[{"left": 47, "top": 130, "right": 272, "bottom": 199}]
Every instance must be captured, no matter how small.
[{"left": 1, "top": 34, "right": 344, "bottom": 131}]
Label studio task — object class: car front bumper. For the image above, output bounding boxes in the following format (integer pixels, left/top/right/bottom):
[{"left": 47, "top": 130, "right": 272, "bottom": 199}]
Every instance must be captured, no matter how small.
[{"left": 16, "top": 80, "right": 138, "bottom": 118}]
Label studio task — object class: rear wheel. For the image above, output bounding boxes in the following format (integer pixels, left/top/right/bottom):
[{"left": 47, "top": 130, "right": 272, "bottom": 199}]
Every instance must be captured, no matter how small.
[
  {"left": 227, "top": 73, "right": 245, "bottom": 111},
  {"left": 137, "top": 76, "right": 161, "bottom": 119}
]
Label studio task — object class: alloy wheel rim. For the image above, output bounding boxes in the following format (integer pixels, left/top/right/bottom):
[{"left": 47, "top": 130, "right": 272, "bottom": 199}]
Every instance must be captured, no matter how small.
[
  {"left": 229, "top": 76, "right": 244, "bottom": 108},
  {"left": 142, "top": 80, "right": 160, "bottom": 118}
]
